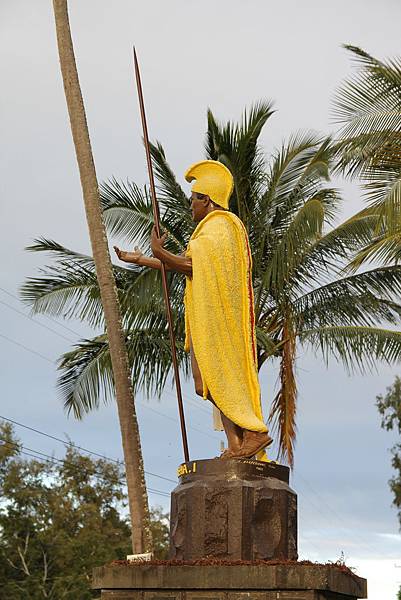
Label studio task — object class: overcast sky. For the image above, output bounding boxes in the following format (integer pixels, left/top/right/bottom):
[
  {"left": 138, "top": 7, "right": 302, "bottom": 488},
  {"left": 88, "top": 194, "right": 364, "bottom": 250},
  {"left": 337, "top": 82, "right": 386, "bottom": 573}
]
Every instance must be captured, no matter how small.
[{"left": 1, "top": 1, "right": 401, "bottom": 598}]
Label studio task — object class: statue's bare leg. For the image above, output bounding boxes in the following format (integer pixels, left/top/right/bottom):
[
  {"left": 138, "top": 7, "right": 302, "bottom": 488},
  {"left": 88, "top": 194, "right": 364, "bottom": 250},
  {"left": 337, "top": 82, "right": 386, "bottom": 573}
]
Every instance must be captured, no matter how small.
[
  {"left": 220, "top": 412, "right": 243, "bottom": 455},
  {"left": 190, "top": 340, "right": 243, "bottom": 456}
]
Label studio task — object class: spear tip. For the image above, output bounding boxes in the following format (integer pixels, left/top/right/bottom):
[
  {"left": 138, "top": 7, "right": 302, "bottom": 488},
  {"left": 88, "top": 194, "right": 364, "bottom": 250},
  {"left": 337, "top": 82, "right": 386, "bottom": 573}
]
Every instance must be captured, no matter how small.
[{"left": 133, "top": 46, "right": 140, "bottom": 74}]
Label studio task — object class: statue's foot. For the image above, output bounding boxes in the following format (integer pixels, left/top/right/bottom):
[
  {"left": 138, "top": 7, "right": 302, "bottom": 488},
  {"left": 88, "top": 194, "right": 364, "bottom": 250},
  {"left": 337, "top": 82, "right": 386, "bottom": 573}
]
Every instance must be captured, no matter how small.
[
  {"left": 219, "top": 447, "right": 240, "bottom": 460},
  {"left": 235, "top": 431, "right": 273, "bottom": 459}
]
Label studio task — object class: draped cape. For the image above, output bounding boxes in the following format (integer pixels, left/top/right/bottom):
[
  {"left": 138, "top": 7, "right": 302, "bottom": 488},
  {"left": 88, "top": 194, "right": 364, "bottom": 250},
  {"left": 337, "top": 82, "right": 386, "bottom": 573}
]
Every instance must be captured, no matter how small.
[{"left": 184, "top": 211, "right": 267, "bottom": 433}]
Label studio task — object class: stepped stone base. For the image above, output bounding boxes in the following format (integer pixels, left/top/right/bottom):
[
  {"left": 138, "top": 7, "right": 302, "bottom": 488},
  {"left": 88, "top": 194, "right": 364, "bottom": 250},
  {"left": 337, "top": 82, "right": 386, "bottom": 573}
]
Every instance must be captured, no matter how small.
[{"left": 92, "top": 563, "right": 367, "bottom": 599}]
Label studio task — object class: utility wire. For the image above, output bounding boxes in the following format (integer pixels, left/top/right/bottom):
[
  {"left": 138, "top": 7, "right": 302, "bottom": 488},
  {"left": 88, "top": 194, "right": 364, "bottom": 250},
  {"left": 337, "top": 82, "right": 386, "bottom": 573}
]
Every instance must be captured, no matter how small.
[
  {"left": 0, "top": 332, "right": 54, "bottom": 363},
  {"left": 0, "top": 323, "right": 389, "bottom": 556},
  {"left": 1, "top": 286, "right": 212, "bottom": 415},
  {"left": 1, "top": 438, "right": 173, "bottom": 498},
  {"left": 295, "top": 477, "right": 394, "bottom": 560},
  {"left": 4, "top": 288, "right": 388, "bottom": 552},
  {"left": 140, "top": 403, "right": 219, "bottom": 440},
  {"left": 0, "top": 286, "right": 84, "bottom": 338},
  {"left": 0, "top": 414, "right": 177, "bottom": 484},
  {"left": 0, "top": 286, "right": 213, "bottom": 424},
  {"left": 18, "top": 449, "right": 169, "bottom": 499},
  {"left": 0, "top": 423, "right": 391, "bottom": 557},
  {"left": 7, "top": 437, "right": 390, "bottom": 558},
  {"left": 0, "top": 297, "right": 75, "bottom": 343},
  {"left": 0, "top": 326, "right": 219, "bottom": 441}
]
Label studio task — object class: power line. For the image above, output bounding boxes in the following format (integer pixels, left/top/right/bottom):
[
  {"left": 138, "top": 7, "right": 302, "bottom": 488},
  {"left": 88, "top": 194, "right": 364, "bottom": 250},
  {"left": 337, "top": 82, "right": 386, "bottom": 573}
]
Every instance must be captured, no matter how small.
[
  {"left": 295, "top": 474, "right": 394, "bottom": 560},
  {"left": 163, "top": 387, "right": 212, "bottom": 416},
  {"left": 147, "top": 487, "right": 171, "bottom": 498},
  {"left": 0, "top": 324, "right": 220, "bottom": 442},
  {"left": 5, "top": 441, "right": 391, "bottom": 557},
  {"left": 0, "top": 286, "right": 84, "bottom": 338},
  {"left": 0, "top": 287, "right": 212, "bottom": 418},
  {"left": 1, "top": 438, "right": 173, "bottom": 498},
  {"left": 1, "top": 322, "right": 384, "bottom": 556},
  {"left": 0, "top": 286, "right": 214, "bottom": 422},
  {"left": 139, "top": 403, "right": 219, "bottom": 440},
  {"left": 0, "top": 332, "right": 54, "bottom": 363},
  {"left": 0, "top": 414, "right": 177, "bottom": 484},
  {"left": 0, "top": 416, "right": 391, "bottom": 558},
  {"left": 0, "top": 297, "right": 75, "bottom": 343},
  {"left": 1, "top": 294, "right": 386, "bottom": 555}
]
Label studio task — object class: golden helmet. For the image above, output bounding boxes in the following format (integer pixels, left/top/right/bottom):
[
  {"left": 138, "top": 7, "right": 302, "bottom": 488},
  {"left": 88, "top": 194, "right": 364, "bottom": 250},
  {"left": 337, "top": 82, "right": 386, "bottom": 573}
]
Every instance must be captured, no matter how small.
[{"left": 185, "top": 160, "right": 234, "bottom": 210}]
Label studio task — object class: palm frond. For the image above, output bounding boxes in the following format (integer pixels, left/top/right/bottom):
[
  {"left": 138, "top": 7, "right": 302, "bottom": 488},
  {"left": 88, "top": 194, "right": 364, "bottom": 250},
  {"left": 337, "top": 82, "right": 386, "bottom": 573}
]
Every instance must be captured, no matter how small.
[
  {"left": 25, "top": 237, "right": 97, "bottom": 267},
  {"left": 21, "top": 238, "right": 137, "bottom": 327},
  {"left": 58, "top": 329, "right": 190, "bottom": 419},
  {"left": 58, "top": 335, "right": 113, "bottom": 418},
  {"left": 149, "top": 141, "right": 190, "bottom": 210},
  {"left": 261, "top": 134, "right": 332, "bottom": 227},
  {"left": 289, "top": 211, "right": 379, "bottom": 291},
  {"left": 333, "top": 131, "right": 401, "bottom": 178},
  {"left": 255, "top": 326, "right": 282, "bottom": 367},
  {"left": 257, "top": 197, "right": 325, "bottom": 302},
  {"left": 100, "top": 179, "right": 154, "bottom": 249},
  {"left": 101, "top": 177, "right": 187, "bottom": 253},
  {"left": 149, "top": 141, "right": 194, "bottom": 238},
  {"left": 234, "top": 100, "right": 275, "bottom": 209},
  {"left": 349, "top": 230, "right": 401, "bottom": 269},
  {"left": 334, "top": 45, "right": 401, "bottom": 136},
  {"left": 294, "top": 265, "right": 401, "bottom": 328},
  {"left": 268, "top": 317, "right": 297, "bottom": 467},
  {"left": 333, "top": 45, "right": 401, "bottom": 248},
  {"left": 205, "top": 108, "right": 236, "bottom": 166},
  {"left": 205, "top": 101, "right": 274, "bottom": 225},
  {"left": 301, "top": 325, "right": 401, "bottom": 372}
]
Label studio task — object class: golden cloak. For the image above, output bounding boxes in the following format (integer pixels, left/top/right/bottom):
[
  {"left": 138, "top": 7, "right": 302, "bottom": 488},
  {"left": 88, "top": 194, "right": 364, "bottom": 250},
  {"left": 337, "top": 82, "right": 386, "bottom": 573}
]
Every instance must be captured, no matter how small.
[{"left": 184, "top": 210, "right": 267, "bottom": 433}]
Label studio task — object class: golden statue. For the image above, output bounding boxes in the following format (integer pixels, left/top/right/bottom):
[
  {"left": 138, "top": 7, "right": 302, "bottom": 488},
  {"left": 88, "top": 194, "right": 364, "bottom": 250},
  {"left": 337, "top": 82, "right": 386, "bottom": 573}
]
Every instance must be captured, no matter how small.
[{"left": 115, "top": 160, "right": 272, "bottom": 459}]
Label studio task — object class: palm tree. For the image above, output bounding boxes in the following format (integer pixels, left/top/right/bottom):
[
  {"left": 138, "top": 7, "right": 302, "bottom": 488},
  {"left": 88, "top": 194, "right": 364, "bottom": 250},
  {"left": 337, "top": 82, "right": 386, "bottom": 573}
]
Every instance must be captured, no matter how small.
[
  {"left": 334, "top": 45, "right": 401, "bottom": 267},
  {"left": 22, "top": 101, "right": 401, "bottom": 467},
  {"left": 51, "top": 0, "right": 152, "bottom": 553}
]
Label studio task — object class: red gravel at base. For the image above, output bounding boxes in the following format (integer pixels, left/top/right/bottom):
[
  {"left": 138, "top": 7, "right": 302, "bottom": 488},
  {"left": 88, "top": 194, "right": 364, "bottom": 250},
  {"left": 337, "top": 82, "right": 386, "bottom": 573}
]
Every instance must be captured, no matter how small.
[{"left": 110, "top": 558, "right": 356, "bottom": 578}]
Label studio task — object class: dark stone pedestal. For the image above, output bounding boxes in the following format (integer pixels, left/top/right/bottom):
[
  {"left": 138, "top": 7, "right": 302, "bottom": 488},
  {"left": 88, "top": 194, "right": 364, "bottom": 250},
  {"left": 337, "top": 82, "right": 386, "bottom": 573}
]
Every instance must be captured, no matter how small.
[
  {"left": 92, "top": 459, "right": 367, "bottom": 600},
  {"left": 170, "top": 458, "right": 297, "bottom": 560},
  {"left": 92, "top": 563, "right": 368, "bottom": 599}
]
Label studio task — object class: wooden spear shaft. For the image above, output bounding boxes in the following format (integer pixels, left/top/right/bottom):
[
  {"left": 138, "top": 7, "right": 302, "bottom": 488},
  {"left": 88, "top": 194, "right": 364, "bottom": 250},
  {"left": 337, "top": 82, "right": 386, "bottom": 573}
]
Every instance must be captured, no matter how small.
[{"left": 133, "top": 48, "right": 190, "bottom": 463}]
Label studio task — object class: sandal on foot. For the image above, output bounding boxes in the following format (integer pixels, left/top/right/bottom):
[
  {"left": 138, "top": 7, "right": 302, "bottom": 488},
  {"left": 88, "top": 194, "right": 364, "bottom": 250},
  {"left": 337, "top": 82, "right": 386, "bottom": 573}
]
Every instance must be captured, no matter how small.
[
  {"left": 235, "top": 431, "right": 273, "bottom": 459},
  {"left": 219, "top": 448, "right": 239, "bottom": 460}
]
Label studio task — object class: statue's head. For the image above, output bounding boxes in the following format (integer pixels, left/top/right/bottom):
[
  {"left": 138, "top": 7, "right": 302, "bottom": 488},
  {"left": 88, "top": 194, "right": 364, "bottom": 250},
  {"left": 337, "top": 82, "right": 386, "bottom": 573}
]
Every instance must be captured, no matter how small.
[{"left": 185, "top": 160, "right": 234, "bottom": 222}]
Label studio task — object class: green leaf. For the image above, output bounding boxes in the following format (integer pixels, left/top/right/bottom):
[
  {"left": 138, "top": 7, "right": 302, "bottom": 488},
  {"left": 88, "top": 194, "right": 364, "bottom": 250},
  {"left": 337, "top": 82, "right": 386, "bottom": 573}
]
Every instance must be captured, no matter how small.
[{"left": 301, "top": 326, "right": 401, "bottom": 372}]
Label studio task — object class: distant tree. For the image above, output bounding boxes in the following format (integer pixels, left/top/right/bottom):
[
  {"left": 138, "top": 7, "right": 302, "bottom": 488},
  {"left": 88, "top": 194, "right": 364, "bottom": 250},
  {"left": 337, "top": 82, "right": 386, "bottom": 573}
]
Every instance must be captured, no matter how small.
[
  {"left": 376, "top": 377, "right": 401, "bottom": 524},
  {"left": 376, "top": 379, "right": 401, "bottom": 600},
  {"left": 0, "top": 421, "right": 169, "bottom": 599}
]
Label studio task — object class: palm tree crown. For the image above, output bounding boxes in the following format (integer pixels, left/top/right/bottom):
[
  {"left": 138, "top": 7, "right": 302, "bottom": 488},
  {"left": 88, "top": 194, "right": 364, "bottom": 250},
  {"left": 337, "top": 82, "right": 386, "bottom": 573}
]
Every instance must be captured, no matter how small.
[{"left": 22, "top": 101, "right": 401, "bottom": 466}]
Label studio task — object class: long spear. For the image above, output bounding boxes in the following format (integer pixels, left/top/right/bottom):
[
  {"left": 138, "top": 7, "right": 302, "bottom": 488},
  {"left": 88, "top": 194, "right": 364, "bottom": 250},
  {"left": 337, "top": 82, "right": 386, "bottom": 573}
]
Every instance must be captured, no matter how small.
[{"left": 133, "top": 47, "right": 190, "bottom": 463}]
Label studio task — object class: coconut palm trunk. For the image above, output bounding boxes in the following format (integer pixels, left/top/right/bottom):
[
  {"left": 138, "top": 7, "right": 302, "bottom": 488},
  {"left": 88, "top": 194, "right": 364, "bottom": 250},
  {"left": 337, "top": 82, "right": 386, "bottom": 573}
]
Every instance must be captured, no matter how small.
[{"left": 52, "top": 0, "right": 152, "bottom": 553}]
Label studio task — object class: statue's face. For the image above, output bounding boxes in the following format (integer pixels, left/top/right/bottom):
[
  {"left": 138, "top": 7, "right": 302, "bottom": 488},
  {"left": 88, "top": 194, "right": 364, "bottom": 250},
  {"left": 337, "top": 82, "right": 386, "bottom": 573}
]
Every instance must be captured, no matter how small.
[{"left": 190, "top": 192, "right": 211, "bottom": 223}]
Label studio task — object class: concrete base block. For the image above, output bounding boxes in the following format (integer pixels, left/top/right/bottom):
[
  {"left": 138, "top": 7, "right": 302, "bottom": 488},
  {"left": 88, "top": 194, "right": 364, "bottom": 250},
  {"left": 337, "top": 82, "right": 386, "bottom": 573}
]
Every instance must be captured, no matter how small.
[{"left": 92, "top": 563, "right": 367, "bottom": 600}]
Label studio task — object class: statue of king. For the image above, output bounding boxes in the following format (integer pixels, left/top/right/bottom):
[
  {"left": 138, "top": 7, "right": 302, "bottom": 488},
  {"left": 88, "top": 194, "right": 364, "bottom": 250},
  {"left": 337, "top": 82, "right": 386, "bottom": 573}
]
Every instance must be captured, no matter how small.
[{"left": 115, "top": 160, "right": 272, "bottom": 460}]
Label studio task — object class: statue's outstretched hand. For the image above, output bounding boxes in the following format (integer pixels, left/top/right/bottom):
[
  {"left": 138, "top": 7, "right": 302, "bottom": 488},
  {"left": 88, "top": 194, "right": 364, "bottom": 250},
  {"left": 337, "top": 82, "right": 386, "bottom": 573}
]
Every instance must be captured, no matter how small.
[
  {"left": 113, "top": 245, "right": 143, "bottom": 264},
  {"left": 150, "top": 226, "right": 168, "bottom": 257}
]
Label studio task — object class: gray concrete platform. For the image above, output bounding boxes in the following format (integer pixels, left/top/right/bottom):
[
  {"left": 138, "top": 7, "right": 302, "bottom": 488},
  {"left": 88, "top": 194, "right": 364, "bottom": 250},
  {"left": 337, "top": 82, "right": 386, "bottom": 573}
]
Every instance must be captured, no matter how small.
[{"left": 92, "top": 562, "right": 367, "bottom": 599}]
